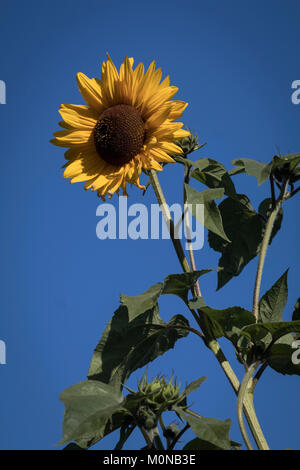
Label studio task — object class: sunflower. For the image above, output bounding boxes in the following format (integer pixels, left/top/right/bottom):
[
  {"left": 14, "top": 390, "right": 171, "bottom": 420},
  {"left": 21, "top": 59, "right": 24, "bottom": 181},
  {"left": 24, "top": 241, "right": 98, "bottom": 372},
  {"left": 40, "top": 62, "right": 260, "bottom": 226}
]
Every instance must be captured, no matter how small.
[{"left": 51, "top": 55, "right": 189, "bottom": 199}]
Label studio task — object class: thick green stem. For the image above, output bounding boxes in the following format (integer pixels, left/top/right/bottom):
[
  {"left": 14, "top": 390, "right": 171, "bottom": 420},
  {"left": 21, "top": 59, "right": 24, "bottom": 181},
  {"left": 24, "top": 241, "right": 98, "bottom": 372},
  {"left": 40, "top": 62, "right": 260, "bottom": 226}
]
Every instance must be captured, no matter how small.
[
  {"left": 237, "top": 363, "right": 259, "bottom": 450},
  {"left": 207, "top": 339, "right": 269, "bottom": 450},
  {"left": 252, "top": 202, "right": 282, "bottom": 321},
  {"left": 253, "top": 177, "right": 289, "bottom": 321}
]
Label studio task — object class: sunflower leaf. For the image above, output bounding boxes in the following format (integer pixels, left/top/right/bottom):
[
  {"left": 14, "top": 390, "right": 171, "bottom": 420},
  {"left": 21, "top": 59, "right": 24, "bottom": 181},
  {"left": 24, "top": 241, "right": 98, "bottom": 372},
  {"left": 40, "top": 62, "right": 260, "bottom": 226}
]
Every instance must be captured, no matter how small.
[
  {"left": 200, "top": 306, "right": 255, "bottom": 345},
  {"left": 184, "top": 184, "right": 230, "bottom": 242},
  {"left": 240, "top": 320, "right": 300, "bottom": 351},
  {"left": 174, "top": 407, "right": 232, "bottom": 450},
  {"left": 59, "top": 381, "right": 124, "bottom": 447},
  {"left": 230, "top": 158, "right": 272, "bottom": 185},
  {"left": 162, "top": 270, "right": 214, "bottom": 303},
  {"left": 259, "top": 270, "right": 289, "bottom": 323},
  {"left": 208, "top": 195, "right": 279, "bottom": 289},
  {"left": 88, "top": 304, "right": 189, "bottom": 388},
  {"left": 192, "top": 158, "right": 236, "bottom": 197}
]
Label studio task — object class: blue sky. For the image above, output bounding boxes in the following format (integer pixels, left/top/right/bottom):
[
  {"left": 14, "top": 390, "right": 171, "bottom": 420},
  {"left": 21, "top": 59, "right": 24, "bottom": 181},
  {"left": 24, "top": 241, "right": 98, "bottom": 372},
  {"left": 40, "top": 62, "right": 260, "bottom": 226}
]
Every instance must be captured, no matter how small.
[{"left": 0, "top": 0, "right": 299, "bottom": 450}]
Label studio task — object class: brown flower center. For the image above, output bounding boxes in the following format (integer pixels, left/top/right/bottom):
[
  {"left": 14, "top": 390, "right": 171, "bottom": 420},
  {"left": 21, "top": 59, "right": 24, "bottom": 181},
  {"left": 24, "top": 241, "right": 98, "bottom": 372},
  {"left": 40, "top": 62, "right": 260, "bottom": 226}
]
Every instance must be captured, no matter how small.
[{"left": 94, "top": 104, "right": 145, "bottom": 166}]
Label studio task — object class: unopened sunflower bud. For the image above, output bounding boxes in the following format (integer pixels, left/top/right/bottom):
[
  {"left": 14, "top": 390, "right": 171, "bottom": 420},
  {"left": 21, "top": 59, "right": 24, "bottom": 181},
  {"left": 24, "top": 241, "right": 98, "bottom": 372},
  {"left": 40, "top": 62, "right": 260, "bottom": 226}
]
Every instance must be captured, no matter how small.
[{"left": 174, "top": 130, "right": 205, "bottom": 157}]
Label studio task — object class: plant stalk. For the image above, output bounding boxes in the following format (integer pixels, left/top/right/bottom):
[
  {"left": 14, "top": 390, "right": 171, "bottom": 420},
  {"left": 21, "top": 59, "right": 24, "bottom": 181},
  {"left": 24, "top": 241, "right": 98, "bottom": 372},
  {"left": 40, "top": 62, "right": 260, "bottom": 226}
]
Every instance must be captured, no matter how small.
[
  {"left": 253, "top": 177, "right": 289, "bottom": 321},
  {"left": 237, "top": 363, "right": 259, "bottom": 450},
  {"left": 252, "top": 202, "right": 282, "bottom": 321}
]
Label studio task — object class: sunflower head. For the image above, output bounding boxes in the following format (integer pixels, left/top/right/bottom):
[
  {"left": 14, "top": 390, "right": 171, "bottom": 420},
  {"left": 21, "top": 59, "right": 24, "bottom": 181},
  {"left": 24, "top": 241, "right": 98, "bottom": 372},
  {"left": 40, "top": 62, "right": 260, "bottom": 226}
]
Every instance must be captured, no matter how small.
[{"left": 51, "top": 55, "right": 189, "bottom": 199}]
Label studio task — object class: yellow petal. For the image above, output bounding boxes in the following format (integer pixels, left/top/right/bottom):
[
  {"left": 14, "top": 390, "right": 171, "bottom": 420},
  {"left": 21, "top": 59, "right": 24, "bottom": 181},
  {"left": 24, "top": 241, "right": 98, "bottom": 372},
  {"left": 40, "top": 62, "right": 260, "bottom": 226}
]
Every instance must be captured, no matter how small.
[
  {"left": 52, "top": 129, "right": 92, "bottom": 147},
  {"left": 157, "top": 141, "right": 183, "bottom": 155},
  {"left": 169, "top": 100, "right": 188, "bottom": 120},
  {"left": 59, "top": 104, "right": 98, "bottom": 129},
  {"left": 76, "top": 73, "right": 105, "bottom": 113}
]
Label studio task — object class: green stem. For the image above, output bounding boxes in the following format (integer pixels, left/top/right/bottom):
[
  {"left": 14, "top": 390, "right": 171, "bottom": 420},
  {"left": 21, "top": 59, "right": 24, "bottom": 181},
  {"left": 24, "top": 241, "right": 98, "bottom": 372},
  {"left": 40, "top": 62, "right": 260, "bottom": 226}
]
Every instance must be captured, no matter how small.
[
  {"left": 237, "top": 363, "right": 259, "bottom": 450},
  {"left": 204, "top": 339, "right": 269, "bottom": 449},
  {"left": 253, "top": 177, "right": 289, "bottom": 321},
  {"left": 252, "top": 202, "right": 282, "bottom": 321}
]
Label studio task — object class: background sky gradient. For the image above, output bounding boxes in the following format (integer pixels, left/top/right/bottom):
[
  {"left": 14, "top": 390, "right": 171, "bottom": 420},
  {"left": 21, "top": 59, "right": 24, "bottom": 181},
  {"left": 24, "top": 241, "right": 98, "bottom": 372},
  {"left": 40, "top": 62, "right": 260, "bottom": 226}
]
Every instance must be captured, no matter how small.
[{"left": 0, "top": 0, "right": 299, "bottom": 450}]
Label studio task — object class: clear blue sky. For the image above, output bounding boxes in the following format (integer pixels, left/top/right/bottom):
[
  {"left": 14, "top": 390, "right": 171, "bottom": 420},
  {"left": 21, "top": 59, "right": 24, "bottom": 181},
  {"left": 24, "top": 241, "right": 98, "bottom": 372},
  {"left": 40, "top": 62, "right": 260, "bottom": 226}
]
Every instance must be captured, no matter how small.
[{"left": 0, "top": 0, "right": 299, "bottom": 450}]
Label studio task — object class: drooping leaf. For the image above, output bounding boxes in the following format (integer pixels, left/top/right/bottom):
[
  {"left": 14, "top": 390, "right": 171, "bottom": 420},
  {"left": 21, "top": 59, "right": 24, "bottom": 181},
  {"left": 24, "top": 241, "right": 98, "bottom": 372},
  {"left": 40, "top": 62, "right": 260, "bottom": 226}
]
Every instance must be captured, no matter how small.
[
  {"left": 88, "top": 304, "right": 189, "bottom": 388},
  {"left": 259, "top": 270, "right": 289, "bottom": 323},
  {"left": 59, "top": 381, "right": 124, "bottom": 446},
  {"left": 88, "top": 271, "right": 216, "bottom": 389},
  {"left": 200, "top": 306, "right": 255, "bottom": 345},
  {"left": 175, "top": 407, "right": 232, "bottom": 450},
  {"left": 121, "top": 271, "right": 214, "bottom": 311},
  {"left": 162, "top": 270, "right": 214, "bottom": 303},
  {"left": 188, "top": 297, "right": 206, "bottom": 310},
  {"left": 240, "top": 320, "right": 300, "bottom": 351},
  {"left": 191, "top": 158, "right": 236, "bottom": 196},
  {"left": 184, "top": 183, "right": 230, "bottom": 242},
  {"left": 231, "top": 158, "right": 271, "bottom": 185},
  {"left": 208, "top": 195, "right": 265, "bottom": 289},
  {"left": 120, "top": 283, "right": 162, "bottom": 319}
]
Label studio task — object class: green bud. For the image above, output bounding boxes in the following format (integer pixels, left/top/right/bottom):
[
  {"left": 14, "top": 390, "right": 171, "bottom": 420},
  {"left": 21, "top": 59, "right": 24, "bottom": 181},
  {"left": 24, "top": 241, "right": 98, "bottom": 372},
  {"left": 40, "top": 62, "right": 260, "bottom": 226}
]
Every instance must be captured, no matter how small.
[{"left": 174, "top": 130, "right": 205, "bottom": 157}]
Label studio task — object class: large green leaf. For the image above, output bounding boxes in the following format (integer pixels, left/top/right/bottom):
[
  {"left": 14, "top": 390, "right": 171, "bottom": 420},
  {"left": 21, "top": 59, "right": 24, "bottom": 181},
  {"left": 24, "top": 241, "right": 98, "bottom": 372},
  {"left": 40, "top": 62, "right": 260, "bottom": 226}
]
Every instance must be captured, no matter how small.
[
  {"left": 175, "top": 407, "right": 232, "bottom": 450},
  {"left": 191, "top": 158, "right": 236, "bottom": 196},
  {"left": 88, "top": 305, "right": 189, "bottom": 388},
  {"left": 88, "top": 271, "right": 215, "bottom": 389},
  {"left": 200, "top": 306, "right": 255, "bottom": 345},
  {"left": 259, "top": 270, "right": 289, "bottom": 323},
  {"left": 230, "top": 158, "right": 271, "bottom": 185},
  {"left": 184, "top": 183, "right": 230, "bottom": 242},
  {"left": 208, "top": 195, "right": 265, "bottom": 289},
  {"left": 59, "top": 381, "right": 124, "bottom": 447},
  {"left": 120, "top": 284, "right": 162, "bottom": 319},
  {"left": 162, "top": 270, "right": 214, "bottom": 303},
  {"left": 121, "top": 271, "right": 214, "bottom": 311},
  {"left": 241, "top": 320, "right": 300, "bottom": 350},
  {"left": 266, "top": 343, "right": 300, "bottom": 376}
]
